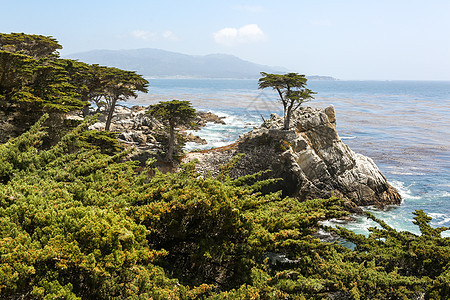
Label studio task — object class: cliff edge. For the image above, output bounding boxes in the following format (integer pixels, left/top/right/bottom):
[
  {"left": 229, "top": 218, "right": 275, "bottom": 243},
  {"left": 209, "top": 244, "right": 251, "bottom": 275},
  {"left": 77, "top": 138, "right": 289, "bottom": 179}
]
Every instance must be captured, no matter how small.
[{"left": 184, "top": 105, "right": 402, "bottom": 208}]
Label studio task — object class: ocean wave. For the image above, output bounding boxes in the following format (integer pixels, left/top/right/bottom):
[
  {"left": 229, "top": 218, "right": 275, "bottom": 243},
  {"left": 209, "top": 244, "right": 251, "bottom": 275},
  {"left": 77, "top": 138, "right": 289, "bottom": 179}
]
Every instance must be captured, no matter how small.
[
  {"left": 320, "top": 216, "right": 382, "bottom": 237},
  {"left": 341, "top": 135, "right": 357, "bottom": 140},
  {"left": 183, "top": 109, "right": 261, "bottom": 151},
  {"left": 439, "top": 191, "right": 450, "bottom": 198},
  {"left": 389, "top": 171, "right": 427, "bottom": 176},
  {"left": 390, "top": 180, "right": 421, "bottom": 201},
  {"left": 428, "top": 213, "right": 450, "bottom": 226},
  {"left": 184, "top": 114, "right": 253, "bottom": 151}
]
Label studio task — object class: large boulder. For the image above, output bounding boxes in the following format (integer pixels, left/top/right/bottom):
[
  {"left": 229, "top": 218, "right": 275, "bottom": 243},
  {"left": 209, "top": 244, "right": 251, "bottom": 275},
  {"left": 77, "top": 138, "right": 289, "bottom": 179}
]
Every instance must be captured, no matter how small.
[{"left": 184, "top": 105, "right": 401, "bottom": 208}]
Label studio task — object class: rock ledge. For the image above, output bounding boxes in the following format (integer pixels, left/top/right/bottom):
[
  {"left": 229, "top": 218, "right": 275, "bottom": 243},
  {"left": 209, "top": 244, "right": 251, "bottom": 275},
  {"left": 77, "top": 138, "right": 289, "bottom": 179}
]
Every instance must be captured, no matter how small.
[{"left": 184, "top": 105, "right": 402, "bottom": 208}]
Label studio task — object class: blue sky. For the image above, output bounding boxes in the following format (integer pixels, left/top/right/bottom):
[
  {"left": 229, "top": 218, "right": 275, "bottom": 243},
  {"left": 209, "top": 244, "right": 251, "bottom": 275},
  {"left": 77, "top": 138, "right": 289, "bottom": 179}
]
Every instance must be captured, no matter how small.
[{"left": 2, "top": 0, "right": 450, "bottom": 80}]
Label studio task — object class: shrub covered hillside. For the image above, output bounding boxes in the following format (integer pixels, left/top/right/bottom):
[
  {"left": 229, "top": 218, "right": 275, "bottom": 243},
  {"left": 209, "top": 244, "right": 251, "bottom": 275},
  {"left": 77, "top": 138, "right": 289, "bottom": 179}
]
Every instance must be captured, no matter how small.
[{"left": 0, "top": 116, "right": 449, "bottom": 299}]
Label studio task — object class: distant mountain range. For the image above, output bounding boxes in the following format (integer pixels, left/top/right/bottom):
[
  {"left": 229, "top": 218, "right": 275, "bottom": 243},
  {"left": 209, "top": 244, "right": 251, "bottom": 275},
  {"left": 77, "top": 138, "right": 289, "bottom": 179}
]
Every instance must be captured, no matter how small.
[{"left": 65, "top": 48, "right": 336, "bottom": 80}]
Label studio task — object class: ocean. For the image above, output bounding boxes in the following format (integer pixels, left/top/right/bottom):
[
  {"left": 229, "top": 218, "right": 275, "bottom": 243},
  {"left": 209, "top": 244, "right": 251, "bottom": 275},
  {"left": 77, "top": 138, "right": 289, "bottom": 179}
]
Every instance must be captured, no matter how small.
[{"left": 127, "top": 79, "right": 450, "bottom": 237}]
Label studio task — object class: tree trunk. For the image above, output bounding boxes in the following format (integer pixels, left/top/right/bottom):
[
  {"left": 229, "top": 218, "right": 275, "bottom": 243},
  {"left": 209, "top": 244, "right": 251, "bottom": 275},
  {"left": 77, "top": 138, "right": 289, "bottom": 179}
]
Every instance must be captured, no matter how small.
[
  {"left": 104, "top": 97, "right": 117, "bottom": 131},
  {"left": 82, "top": 104, "right": 90, "bottom": 117},
  {"left": 167, "top": 121, "right": 175, "bottom": 161},
  {"left": 283, "top": 106, "right": 292, "bottom": 130},
  {"left": 283, "top": 113, "right": 291, "bottom": 130}
]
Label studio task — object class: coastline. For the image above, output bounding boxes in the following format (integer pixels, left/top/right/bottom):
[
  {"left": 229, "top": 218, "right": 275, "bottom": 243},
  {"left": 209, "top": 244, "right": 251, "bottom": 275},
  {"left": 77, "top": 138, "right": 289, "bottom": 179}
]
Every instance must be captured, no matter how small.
[{"left": 126, "top": 79, "right": 450, "bottom": 236}]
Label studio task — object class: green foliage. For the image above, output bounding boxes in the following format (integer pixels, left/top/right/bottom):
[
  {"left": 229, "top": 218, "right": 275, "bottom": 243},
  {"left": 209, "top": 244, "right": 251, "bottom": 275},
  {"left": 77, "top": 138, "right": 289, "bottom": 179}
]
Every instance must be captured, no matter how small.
[
  {"left": 102, "top": 66, "right": 149, "bottom": 131},
  {"left": 0, "top": 32, "right": 62, "bottom": 59},
  {"left": 61, "top": 61, "right": 107, "bottom": 112},
  {"left": 12, "top": 58, "right": 86, "bottom": 112},
  {"left": 0, "top": 114, "right": 48, "bottom": 183},
  {"left": 78, "top": 129, "right": 123, "bottom": 155},
  {"left": 259, "top": 72, "right": 316, "bottom": 130},
  {"left": 0, "top": 32, "right": 149, "bottom": 145},
  {"left": 0, "top": 51, "right": 35, "bottom": 99},
  {"left": 0, "top": 33, "right": 88, "bottom": 144},
  {"left": 148, "top": 100, "right": 197, "bottom": 160},
  {"left": 324, "top": 211, "right": 450, "bottom": 299},
  {"left": 0, "top": 115, "right": 449, "bottom": 299},
  {"left": 0, "top": 33, "right": 84, "bottom": 112},
  {"left": 148, "top": 100, "right": 197, "bottom": 127},
  {"left": 0, "top": 118, "right": 175, "bottom": 298}
]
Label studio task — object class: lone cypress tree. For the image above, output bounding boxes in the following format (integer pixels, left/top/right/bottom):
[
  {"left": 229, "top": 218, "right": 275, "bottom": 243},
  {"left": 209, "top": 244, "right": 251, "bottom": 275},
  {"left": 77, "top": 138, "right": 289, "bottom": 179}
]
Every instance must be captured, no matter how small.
[
  {"left": 258, "top": 72, "right": 315, "bottom": 130},
  {"left": 148, "top": 100, "right": 196, "bottom": 160}
]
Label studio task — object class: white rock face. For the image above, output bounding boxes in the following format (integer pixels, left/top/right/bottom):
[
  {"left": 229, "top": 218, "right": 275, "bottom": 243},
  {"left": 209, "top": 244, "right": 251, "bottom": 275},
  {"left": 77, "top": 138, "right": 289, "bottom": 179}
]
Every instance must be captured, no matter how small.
[{"left": 184, "top": 105, "right": 401, "bottom": 208}]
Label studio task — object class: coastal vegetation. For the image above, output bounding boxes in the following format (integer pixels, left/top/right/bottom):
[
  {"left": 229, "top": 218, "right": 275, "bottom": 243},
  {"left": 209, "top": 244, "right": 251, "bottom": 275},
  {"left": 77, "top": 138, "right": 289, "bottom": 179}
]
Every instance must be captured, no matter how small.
[
  {"left": 101, "top": 67, "right": 149, "bottom": 131},
  {"left": 0, "top": 33, "right": 449, "bottom": 299},
  {"left": 0, "top": 32, "right": 148, "bottom": 141},
  {"left": 0, "top": 116, "right": 449, "bottom": 299},
  {"left": 0, "top": 33, "right": 85, "bottom": 143},
  {"left": 148, "top": 100, "right": 197, "bottom": 161}
]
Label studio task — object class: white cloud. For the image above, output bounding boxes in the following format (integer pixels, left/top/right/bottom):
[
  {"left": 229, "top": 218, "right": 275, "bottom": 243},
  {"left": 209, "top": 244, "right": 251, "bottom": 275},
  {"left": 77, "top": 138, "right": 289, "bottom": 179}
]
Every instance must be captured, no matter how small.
[
  {"left": 161, "top": 30, "right": 179, "bottom": 41},
  {"left": 213, "top": 24, "right": 266, "bottom": 47},
  {"left": 132, "top": 30, "right": 179, "bottom": 41},
  {"left": 132, "top": 30, "right": 157, "bottom": 41}
]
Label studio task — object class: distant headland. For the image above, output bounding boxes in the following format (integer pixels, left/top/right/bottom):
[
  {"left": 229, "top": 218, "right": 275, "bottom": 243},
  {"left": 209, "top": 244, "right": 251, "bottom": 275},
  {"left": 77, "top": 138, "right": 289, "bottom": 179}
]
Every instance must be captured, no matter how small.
[
  {"left": 65, "top": 48, "right": 336, "bottom": 80},
  {"left": 307, "top": 75, "right": 337, "bottom": 81}
]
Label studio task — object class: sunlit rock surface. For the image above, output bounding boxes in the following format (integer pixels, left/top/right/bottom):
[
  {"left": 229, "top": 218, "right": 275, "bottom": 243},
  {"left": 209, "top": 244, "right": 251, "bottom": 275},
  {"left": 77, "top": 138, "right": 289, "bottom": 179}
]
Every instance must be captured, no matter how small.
[{"left": 184, "top": 105, "right": 401, "bottom": 208}]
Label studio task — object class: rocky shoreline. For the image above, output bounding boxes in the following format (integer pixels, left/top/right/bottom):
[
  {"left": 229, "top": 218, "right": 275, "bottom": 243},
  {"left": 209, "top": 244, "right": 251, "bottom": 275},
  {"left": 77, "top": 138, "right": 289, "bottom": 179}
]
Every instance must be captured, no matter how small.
[
  {"left": 184, "top": 105, "right": 402, "bottom": 209},
  {"left": 69, "top": 104, "right": 401, "bottom": 209},
  {"left": 78, "top": 105, "right": 225, "bottom": 150}
]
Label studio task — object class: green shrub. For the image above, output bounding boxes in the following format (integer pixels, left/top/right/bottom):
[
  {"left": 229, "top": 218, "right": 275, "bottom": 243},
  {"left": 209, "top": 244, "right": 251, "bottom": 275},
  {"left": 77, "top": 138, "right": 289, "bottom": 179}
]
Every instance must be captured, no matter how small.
[{"left": 0, "top": 117, "right": 448, "bottom": 299}]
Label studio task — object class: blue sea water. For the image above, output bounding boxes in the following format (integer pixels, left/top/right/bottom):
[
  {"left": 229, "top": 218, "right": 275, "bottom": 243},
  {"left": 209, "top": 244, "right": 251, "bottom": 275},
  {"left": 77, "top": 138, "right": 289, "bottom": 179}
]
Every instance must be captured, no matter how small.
[{"left": 128, "top": 79, "right": 450, "bottom": 236}]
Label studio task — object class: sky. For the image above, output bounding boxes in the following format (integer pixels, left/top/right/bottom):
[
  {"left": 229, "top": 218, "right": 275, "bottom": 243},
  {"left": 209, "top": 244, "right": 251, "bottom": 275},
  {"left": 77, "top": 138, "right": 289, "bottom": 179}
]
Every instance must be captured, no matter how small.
[{"left": 1, "top": 0, "right": 450, "bottom": 80}]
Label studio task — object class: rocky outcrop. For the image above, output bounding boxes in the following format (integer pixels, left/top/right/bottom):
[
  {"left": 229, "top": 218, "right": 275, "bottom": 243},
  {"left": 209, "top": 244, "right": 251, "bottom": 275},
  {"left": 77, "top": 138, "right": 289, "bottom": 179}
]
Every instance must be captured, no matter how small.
[
  {"left": 184, "top": 105, "right": 401, "bottom": 208},
  {"left": 195, "top": 111, "right": 226, "bottom": 126},
  {"left": 84, "top": 105, "right": 224, "bottom": 147},
  {"left": 73, "top": 105, "right": 225, "bottom": 167}
]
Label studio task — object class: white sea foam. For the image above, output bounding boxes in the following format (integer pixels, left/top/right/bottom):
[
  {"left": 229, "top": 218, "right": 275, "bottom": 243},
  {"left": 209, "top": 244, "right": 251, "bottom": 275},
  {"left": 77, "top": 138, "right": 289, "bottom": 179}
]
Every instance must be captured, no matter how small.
[
  {"left": 341, "top": 135, "right": 357, "bottom": 140},
  {"left": 439, "top": 191, "right": 450, "bottom": 198},
  {"left": 320, "top": 216, "right": 383, "bottom": 237},
  {"left": 184, "top": 109, "right": 259, "bottom": 151},
  {"left": 432, "top": 218, "right": 450, "bottom": 226},
  {"left": 389, "top": 171, "right": 427, "bottom": 176},
  {"left": 390, "top": 180, "right": 421, "bottom": 201},
  {"left": 386, "top": 166, "right": 427, "bottom": 176},
  {"left": 429, "top": 213, "right": 446, "bottom": 218},
  {"left": 428, "top": 213, "right": 450, "bottom": 226}
]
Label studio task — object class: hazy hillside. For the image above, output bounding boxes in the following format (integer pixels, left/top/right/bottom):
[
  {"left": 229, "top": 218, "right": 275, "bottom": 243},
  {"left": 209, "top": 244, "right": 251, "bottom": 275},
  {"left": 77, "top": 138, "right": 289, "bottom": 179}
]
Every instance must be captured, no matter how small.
[{"left": 65, "top": 48, "right": 289, "bottom": 79}]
